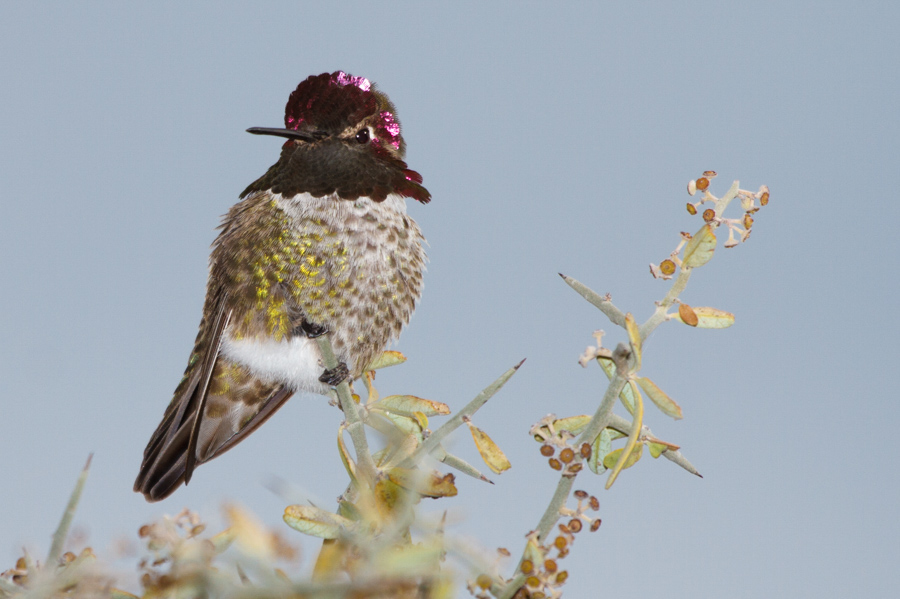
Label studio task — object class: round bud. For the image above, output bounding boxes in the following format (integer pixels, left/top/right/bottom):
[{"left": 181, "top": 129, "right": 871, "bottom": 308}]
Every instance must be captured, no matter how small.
[
  {"left": 589, "top": 496, "right": 600, "bottom": 511},
  {"left": 521, "top": 559, "right": 534, "bottom": 574},
  {"left": 660, "top": 259, "right": 676, "bottom": 276},
  {"left": 556, "top": 571, "right": 569, "bottom": 584},
  {"left": 760, "top": 191, "right": 770, "bottom": 206},
  {"left": 574, "top": 489, "right": 588, "bottom": 500},
  {"left": 702, "top": 208, "right": 716, "bottom": 222},
  {"left": 686, "top": 203, "right": 697, "bottom": 215},
  {"left": 544, "top": 559, "right": 557, "bottom": 573},
  {"left": 476, "top": 574, "right": 492, "bottom": 589},
  {"left": 696, "top": 177, "right": 710, "bottom": 191},
  {"left": 549, "top": 458, "right": 562, "bottom": 471},
  {"left": 568, "top": 518, "right": 583, "bottom": 533},
  {"left": 540, "top": 444, "right": 555, "bottom": 457},
  {"left": 559, "top": 448, "right": 575, "bottom": 464},
  {"left": 580, "top": 443, "right": 592, "bottom": 458},
  {"left": 590, "top": 519, "right": 602, "bottom": 532},
  {"left": 554, "top": 536, "right": 567, "bottom": 550}
]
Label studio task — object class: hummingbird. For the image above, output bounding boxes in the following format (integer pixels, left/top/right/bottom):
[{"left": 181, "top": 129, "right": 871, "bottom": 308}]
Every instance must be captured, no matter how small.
[{"left": 134, "top": 71, "right": 430, "bottom": 502}]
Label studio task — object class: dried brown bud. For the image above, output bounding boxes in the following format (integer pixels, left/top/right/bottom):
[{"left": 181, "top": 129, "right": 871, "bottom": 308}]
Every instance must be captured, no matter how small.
[
  {"left": 702, "top": 208, "right": 716, "bottom": 222},
  {"left": 590, "top": 519, "right": 602, "bottom": 532},
  {"left": 567, "top": 463, "right": 583, "bottom": 473},
  {"left": 138, "top": 525, "right": 151, "bottom": 538},
  {"left": 703, "top": 170, "right": 717, "bottom": 178},
  {"left": 544, "top": 559, "right": 558, "bottom": 573},
  {"left": 476, "top": 574, "right": 493, "bottom": 589},
  {"left": 556, "top": 571, "right": 569, "bottom": 584},
  {"left": 580, "top": 443, "right": 591, "bottom": 458},
  {"left": 743, "top": 213, "right": 754, "bottom": 229},
  {"left": 696, "top": 177, "right": 710, "bottom": 191},
  {"left": 521, "top": 559, "right": 534, "bottom": 574},
  {"left": 568, "top": 519, "right": 583, "bottom": 533},
  {"left": 498, "top": 547, "right": 511, "bottom": 556},
  {"left": 526, "top": 576, "right": 541, "bottom": 588},
  {"left": 686, "top": 203, "right": 697, "bottom": 215},
  {"left": 660, "top": 259, "right": 676, "bottom": 276},
  {"left": 559, "top": 448, "right": 575, "bottom": 464},
  {"left": 573, "top": 489, "right": 588, "bottom": 500},
  {"left": 549, "top": 458, "right": 562, "bottom": 471},
  {"left": 589, "top": 496, "right": 600, "bottom": 511},
  {"left": 554, "top": 536, "right": 567, "bottom": 550},
  {"left": 760, "top": 191, "right": 770, "bottom": 206}
]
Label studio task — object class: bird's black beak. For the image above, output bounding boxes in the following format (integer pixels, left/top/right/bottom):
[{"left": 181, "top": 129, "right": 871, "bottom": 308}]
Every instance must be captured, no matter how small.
[{"left": 246, "top": 127, "right": 321, "bottom": 143}]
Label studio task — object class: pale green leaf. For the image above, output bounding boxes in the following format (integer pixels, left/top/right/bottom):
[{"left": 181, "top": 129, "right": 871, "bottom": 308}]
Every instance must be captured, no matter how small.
[
  {"left": 636, "top": 376, "right": 683, "bottom": 420},
  {"left": 366, "top": 350, "right": 407, "bottom": 371},
  {"left": 371, "top": 394, "right": 450, "bottom": 417},
  {"left": 692, "top": 306, "right": 735, "bottom": 329},
  {"left": 648, "top": 442, "right": 669, "bottom": 458},
  {"left": 602, "top": 444, "right": 643, "bottom": 470},
  {"left": 682, "top": 224, "right": 717, "bottom": 268},
  {"left": 598, "top": 358, "right": 636, "bottom": 414},
  {"left": 589, "top": 428, "right": 613, "bottom": 474},
  {"left": 283, "top": 505, "right": 351, "bottom": 539}
]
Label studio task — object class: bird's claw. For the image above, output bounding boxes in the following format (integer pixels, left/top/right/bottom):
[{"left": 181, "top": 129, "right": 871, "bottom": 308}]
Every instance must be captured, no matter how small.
[{"left": 319, "top": 362, "right": 349, "bottom": 387}]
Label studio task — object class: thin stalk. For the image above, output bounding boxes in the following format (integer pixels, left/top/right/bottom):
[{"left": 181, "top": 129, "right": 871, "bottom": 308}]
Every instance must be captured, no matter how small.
[
  {"left": 401, "top": 360, "right": 523, "bottom": 468},
  {"left": 316, "top": 336, "right": 377, "bottom": 483}
]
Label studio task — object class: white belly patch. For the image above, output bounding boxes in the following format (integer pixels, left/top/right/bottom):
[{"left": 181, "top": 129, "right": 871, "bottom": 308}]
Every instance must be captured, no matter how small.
[{"left": 220, "top": 333, "right": 328, "bottom": 395}]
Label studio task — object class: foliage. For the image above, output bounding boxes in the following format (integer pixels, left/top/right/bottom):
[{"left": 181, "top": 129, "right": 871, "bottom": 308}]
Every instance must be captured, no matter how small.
[{"left": 1, "top": 173, "right": 769, "bottom": 598}]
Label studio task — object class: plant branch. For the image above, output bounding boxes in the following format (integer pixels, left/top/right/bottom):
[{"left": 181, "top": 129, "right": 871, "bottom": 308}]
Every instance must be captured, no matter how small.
[
  {"left": 316, "top": 335, "right": 377, "bottom": 483},
  {"left": 400, "top": 360, "right": 524, "bottom": 468}
]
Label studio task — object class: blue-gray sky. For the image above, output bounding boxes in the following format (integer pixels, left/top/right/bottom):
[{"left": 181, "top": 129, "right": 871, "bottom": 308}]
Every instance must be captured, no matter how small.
[{"left": 2, "top": 2, "right": 898, "bottom": 596}]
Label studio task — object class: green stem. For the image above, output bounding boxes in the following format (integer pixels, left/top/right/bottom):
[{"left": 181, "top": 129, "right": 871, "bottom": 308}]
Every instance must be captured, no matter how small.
[
  {"left": 47, "top": 455, "right": 92, "bottom": 565},
  {"left": 315, "top": 336, "right": 377, "bottom": 483},
  {"left": 401, "top": 360, "right": 523, "bottom": 468}
]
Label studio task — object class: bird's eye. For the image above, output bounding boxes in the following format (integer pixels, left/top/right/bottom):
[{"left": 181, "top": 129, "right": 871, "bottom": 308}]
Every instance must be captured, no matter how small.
[{"left": 355, "top": 128, "right": 370, "bottom": 144}]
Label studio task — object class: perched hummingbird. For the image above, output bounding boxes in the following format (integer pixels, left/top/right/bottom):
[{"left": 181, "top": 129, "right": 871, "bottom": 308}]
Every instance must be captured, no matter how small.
[{"left": 134, "top": 71, "right": 430, "bottom": 501}]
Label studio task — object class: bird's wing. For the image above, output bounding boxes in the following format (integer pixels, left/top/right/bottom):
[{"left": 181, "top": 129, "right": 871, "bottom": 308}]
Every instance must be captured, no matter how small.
[{"left": 134, "top": 295, "right": 295, "bottom": 502}]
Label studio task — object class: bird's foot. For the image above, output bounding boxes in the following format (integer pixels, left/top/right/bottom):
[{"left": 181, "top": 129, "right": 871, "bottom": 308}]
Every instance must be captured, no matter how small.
[{"left": 319, "top": 362, "right": 350, "bottom": 387}]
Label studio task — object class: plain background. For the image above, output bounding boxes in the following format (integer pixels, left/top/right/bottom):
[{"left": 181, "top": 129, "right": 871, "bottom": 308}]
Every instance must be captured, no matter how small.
[{"left": 2, "top": 2, "right": 898, "bottom": 597}]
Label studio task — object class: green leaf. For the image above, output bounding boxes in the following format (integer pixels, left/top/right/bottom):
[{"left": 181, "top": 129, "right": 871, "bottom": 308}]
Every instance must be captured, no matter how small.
[
  {"left": 589, "top": 428, "right": 613, "bottom": 474},
  {"left": 688, "top": 306, "right": 735, "bottom": 329},
  {"left": 648, "top": 442, "right": 669, "bottom": 458},
  {"left": 284, "top": 505, "right": 352, "bottom": 539},
  {"left": 597, "top": 358, "right": 636, "bottom": 414},
  {"left": 636, "top": 376, "right": 683, "bottom": 420},
  {"left": 366, "top": 350, "right": 407, "bottom": 371},
  {"left": 682, "top": 224, "right": 717, "bottom": 268},
  {"left": 370, "top": 394, "right": 450, "bottom": 417},
  {"left": 602, "top": 444, "right": 643, "bottom": 470}
]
